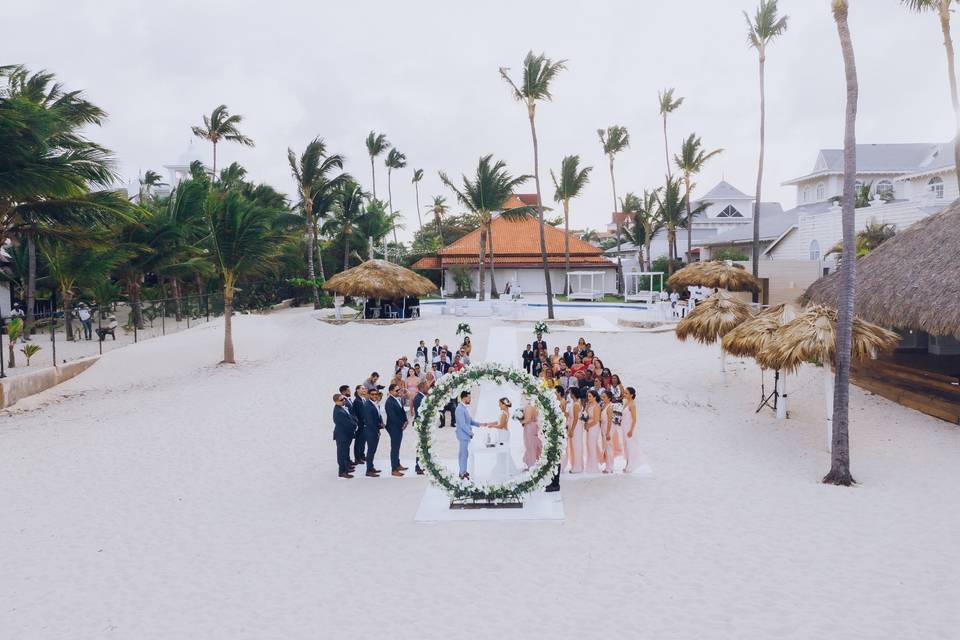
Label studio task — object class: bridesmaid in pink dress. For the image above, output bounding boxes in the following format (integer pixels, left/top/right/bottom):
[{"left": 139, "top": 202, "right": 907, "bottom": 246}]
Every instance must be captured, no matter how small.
[
  {"left": 622, "top": 386, "right": 645, "bottom": 473},
  {"left": 521, "top": 403, "right": 542, "bottom": 469},
  {"left": 584, "top": 390, "right": 601, "bottom": 473},
  {"left": 567, "top": 388, "right": 584, "bottom": 473}
]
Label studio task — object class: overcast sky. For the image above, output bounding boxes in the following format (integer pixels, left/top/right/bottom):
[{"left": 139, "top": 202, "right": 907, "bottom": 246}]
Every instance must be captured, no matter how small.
[{"left": 7, "top": 0, "right": 952, "bottom": 240}]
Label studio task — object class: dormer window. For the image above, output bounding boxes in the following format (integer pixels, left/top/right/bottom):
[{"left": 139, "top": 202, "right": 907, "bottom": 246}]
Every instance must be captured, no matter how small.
[
  {"left": 803, "top": 186, "right": 812, "bottom": 202},
  {"left": 928, "top": 176, "right": 944, "bottom": 199},
  {"left": 716, "top": 205, "right": 744, "bottom": 218},
  {"left": 816, "top": 183, "right": 826, "bottom": 200}
]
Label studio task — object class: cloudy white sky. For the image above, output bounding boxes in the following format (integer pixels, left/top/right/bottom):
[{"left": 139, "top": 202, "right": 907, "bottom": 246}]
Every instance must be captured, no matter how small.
[{"left": 8, "top": 0, "right": 953, "bottom": 240}]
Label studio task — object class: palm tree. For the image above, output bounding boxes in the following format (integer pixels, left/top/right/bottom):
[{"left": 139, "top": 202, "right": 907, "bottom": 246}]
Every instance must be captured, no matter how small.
[
  {"left": 411, "top": 168, "right": 424, "bottom": 230},
  {"left": 675, "top": 134, "right": 723, "bottom": 263},
  {"left": 499, "top": 51, "right": 567, "bottom": 319},
  {"left": 321, "top": 181, "right": 367, "bottom": 270},
  {"left": 41, "top": 238, "right": 119, "bottom": 340},
  {"left": 365, "top": 131, "right": 391, "bottom": 199},
  {"left": 658, "top": 88, "right": 684, "bottom": 177},
  {"left": 384, "top": 147, "right": 407, "bottom": 249},
  {"left": 622, "top": 190, "right": 662, "bottom": 271},
  {"left": 550, "top": 155, "right": 592, "bottom": 293},
  {"left": 288, "top": 137, "right": 347, "bottom": 308},
  {"left": 425, "top": 195, "right": 449, "bottom": 246},
  {"left": 654, "top": 176, "right": 700, "bottom": 276},
  {"left": 190, "top": 105, "right": 254, "bottom": 178},
  {"left": 206, "top": 189, "right": 294, "bottom": 364},
  {"left": 744, "top": 0, "right": 789, "bottom": 288},
  {"left": 440, "top": 155, "right": 531, "bottom": 301},
  {"left": 138, "top": 170, "right": 166, "bottom": 202},
  {"left": 824, "top": 0, "right": 858, "bottom": 487},
  {"left": 901, "top": 1, "right": 960, "bottom": 185},
  {"left": 598, "top": 125, "right": 630, "bottom": 293}
]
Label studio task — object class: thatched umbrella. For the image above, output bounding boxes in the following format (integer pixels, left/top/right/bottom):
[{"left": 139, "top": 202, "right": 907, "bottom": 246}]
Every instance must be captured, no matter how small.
[
  {"left": 757, "top": 305, "right": 899, "bottom": 450},
  {"left": 722, "top": 304, "right": 796, "bottom": 417},
  {"left": 801, "top": 200, "right": 960, "bottom": 338},
  {"left": 676, "top": 290, "right": 753, "bottom": 379},
  {"left": 322, "top": 259, "right": 437, "bottom": 316},
  {"left": 668, "top": 260, "right": 761, "bottom": 293}
]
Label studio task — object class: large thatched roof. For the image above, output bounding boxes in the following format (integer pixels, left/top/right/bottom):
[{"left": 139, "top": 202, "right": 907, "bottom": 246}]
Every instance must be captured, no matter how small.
[
  {"left": 801, "top": 200, "right": 960, "bottom": 338},
  {"left": 675, "top": 290, "right": 754, "bottom": 345},
  {"left": 668, "top": 261, "right": 761, "bottom": 292},
  {"left": 721, "top": 303, "right": 796, "bottom": 360},
  {"left": 756, "top": 305, "right": 900, "bottom": 373},
  {"left": 322, "top": 259, "right": 437, "bottom": 298}
]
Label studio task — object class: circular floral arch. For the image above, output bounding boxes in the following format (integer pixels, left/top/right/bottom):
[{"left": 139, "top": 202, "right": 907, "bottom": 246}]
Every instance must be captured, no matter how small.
[{"left": 415, "top": 363, "right": 566, "bottom": 501}]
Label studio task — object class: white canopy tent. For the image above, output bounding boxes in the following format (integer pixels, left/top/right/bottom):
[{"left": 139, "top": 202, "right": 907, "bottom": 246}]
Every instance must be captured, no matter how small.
[
  {"left": 566, "top": 271, "right": 606, "bottom": 301},
  {"left": 624, "top": 271, "right": 665, "bottom": 302}
]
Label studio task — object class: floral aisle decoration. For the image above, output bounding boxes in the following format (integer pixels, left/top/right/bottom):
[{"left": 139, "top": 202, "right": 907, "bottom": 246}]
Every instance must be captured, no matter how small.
[
  {"left": 456, "top": 322, "right": 472, "bottom": 336},
  {"left": 414, "top": 363, "right": 566, "bottom": 501},
  {"left": 533, "top": 320, "right": 549, "bottom": 336}
]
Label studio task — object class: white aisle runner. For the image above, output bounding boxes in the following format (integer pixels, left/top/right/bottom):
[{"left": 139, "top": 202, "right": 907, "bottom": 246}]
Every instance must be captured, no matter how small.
[{"left": 414, "top": 326, "right": 565, "bottom": 522}]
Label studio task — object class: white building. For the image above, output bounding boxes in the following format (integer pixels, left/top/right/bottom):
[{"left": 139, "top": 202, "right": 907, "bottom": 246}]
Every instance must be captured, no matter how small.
[{"left": 115, "top": 141, "right": 207, "bottom": 202}]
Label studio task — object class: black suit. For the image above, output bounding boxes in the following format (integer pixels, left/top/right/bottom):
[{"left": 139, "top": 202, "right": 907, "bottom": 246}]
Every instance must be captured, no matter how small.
[
  {"left": 361, "top": 399, "right": 382, "bottom": 471},
  {"left": 385, "top": 394, "right": 407, "bottom": 471},
  {"left": 533, "top": 339, "right": 547, "bottom": 352},
  {"left": 333, "top": 405, "right": 358, "bottom": 474},
  {"left": 348, "top": 397, "right": 365, "bottom": 461},
  {"left": 563, "top": 351, "right": 575, "bottom": 368}
]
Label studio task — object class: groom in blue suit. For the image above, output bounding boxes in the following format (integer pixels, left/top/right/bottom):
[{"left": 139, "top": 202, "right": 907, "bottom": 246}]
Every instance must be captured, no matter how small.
[
  {"left": 385, "top": 383, "right": 408, "bottom": 476},
  {"left": 455, "top": 390, "right": 481, "bottom": 479}
]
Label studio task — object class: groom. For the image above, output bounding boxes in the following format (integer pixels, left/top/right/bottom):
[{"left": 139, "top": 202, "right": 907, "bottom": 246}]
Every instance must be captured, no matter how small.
[{"left": 455, "top": 390, "right": 482, "bottom": 480}]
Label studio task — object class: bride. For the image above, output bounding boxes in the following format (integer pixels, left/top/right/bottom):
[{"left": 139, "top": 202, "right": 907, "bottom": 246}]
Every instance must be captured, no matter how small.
[{"left": 484, "top": 397, "right": 520, "bottom": 481}]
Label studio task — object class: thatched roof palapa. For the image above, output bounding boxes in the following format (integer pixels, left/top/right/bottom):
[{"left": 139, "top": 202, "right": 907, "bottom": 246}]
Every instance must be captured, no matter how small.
[
  {"left": 756, "top": 305, "right": 900, "bottom": 374},
  {"left": 721, "top": 303, "right": 796, "bottom": 360},
  {"left": 801, "top": 200, "right": 960, "bottom": 338},
  {"left": 322, "top": 259, "right": 437, "bottom": 299},
  {"left": 667, "top": 261, "right": 761, "bottom": 292},
  {"left": 675, "top": 290, "right": 754, "bottom": 345}
]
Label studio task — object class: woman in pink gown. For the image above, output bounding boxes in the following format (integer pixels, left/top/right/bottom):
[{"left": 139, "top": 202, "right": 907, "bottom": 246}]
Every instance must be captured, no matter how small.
[
  {"left": 584, "top": 390, "right": 601, "bottom": 473},
  {"left": 405, "top": 366, "right": 421, "bottom": 416},
  {"left": 622, "top": 386, "right": 645, "bottom": 473},
  {"left": 521, "top": 402, "right": 542, "bottom": 469},
  {"left": 566, "top": 388, "right": 584, "bottom": 473}
]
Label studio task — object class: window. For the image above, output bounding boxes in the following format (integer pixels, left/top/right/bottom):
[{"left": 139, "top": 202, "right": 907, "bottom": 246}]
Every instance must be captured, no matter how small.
[
  {"left": 809, "top": 240, "right": 821, "bottom": 261},
  {"left": 854, "top": 180, "right": 863, "bottom": 192},
  {"left": 876, "top": 179, "right": 893, "bottom": 197},
  {"left": 803, "top": 186, "right": 812, "bottom": 203},
  {"left": 816, "top": 183, "right": 826, "bottom": 200},
  {"left": 716, "top": 205, "right": 743, "bottom": 218},
  {"left": 928, "top": 176, "right": 944, "bottom": 199}
]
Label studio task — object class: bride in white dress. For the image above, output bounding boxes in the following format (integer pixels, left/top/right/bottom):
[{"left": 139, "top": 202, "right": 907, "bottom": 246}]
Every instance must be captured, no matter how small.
[{"left": 485, "top": 398, "right": 520, "bottom": 482}]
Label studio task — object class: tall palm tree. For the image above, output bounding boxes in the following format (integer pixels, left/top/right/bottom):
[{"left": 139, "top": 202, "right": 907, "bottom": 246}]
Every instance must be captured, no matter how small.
[
  {"left": 138, "top": 170, "right": 166, "bottom": 202},
  {"left": 411, "top": 168, "right": 424, "bottom": 230},
  {"left": 902, "top": 0, "right": 960, "bottom": 185},
  {"left": 384, "top": 147, "right": 407, "bottom": 249},
  {"left": 598, "top": 125, "right": 630, "bottom": 293},
  {"left": 550, "top": 155, "right": 592, "bottom": 293},
  {"left": 658, "top": 88, "right": 684, "bottom": 177},
  {"left": 190, "top": 105, "right": 254, "bottom": 178},
  {"left": 825, "top": 0, "right": 859, "bottom": 487},
  {"left": 499, "top": 51, "right": 567, "bottom": 319},
  {"left": 321, "top": 181, "right": 367, "bottom": 270},
  {"left": 288, "top": 137, "right": 347, "bottom": 307},
  {"left": 622, "top": 189, "right": 662, "bottom": 271},
  {"left": 206, "top": 189, "right": 294, "bottom": 364},
  {"left": 440, "top": 156, "right": 531, "bottom": 301},
  {"left": 745, "top": 0, "right": 788, "bottom": 288},
  {"left": 365, "top": 131, "right": 390, "bottom": 199},
  {"left": 425, "top": 195, "right": 449, "bottom": 246},
  {"left": 675, "top": 134, "right": 723, "bottom": 263}
]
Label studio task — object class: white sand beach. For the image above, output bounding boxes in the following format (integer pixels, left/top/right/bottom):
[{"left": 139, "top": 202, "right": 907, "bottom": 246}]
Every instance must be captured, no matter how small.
[{"left": 1, "top": 307, "right": 958, "bottom": 639}]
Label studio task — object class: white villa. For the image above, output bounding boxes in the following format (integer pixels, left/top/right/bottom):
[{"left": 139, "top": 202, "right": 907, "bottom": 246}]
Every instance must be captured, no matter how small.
[{"left": 115, "top": 141, "right": 207, "bottom": 203}]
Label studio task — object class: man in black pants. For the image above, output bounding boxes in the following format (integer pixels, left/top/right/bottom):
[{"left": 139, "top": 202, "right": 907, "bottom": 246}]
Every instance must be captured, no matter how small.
[
  {"left": 361, "top": 388, "right": 382, "bottom": 477},
  {"left": 332, "top": 394, "right": 357, "bottom": 478},
  {"left": 385, "top": 383, "right": 408, "bottom": 476},
  {"left": 351, "top": 385, "right": 367, "bottom": 464}
]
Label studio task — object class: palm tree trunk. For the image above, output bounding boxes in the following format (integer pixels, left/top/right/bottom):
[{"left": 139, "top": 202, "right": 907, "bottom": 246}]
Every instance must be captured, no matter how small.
[
  {"left": 62, "top": 290, "right": 74, "bottom": 341},
  {"left": 128, "top": 277, "right": 143, "bottom": 329},
  {"left": 667, "top": 227, "right": 676, "bottom": 275},
  {"left": 195, "top": 273, "right": 205, "bottom": 313},
  {"left": 563, "top": 198, "right": 571, "bottom": 295},
  {"left": 212, "top": 141, "right": 218, "bottom": 179},
  {"left": 414, "top": 183, "right": 422, "bottom": 230},
  {"left": 752, "top": 51, "right": 766, "bottom": 294},
  {"left": 487, "top": 220, "right": 498, "bottom": 298},
  {"left": 171, "top": 278, "right": 183, "bottom": 321},
  {"left": 528, "top": 109, "right": 555, "bottom": 318},
  {"left": 370, "top": 156, "right": 377, "bottom": 200},
  {"left": 305, "top": 213, "right": 321, "bottom": 309},
  {"left": 313, "top": 223, "right": 325, "bottom": 280},
  {"left": 477, "top": 227, "right": 487, "bottom": 301},
  {"left": 435, "top": 213, "right": 444, "bottom": 246},
  {"left": 387, "top": 169, "right": 397, "bottom": 250},
  {"left": 684, "top": 173, "right": 694, "bottom": 264},
  {"left": 663, "top": 114, "right": 672, "bottom": 178},
  {"left": 608, "top": 156, "right": 623, "bottom": 295},
  {"left": 7, "top": 339, "right": 15, "bottom": 368},
  {"left": 222, "top": 274, "right": 235, "bottom": 364},
  {"left": 644, "top": 227, "right": 653, "bottom": 272},
  {"left": 344, "top": 232, "right": 351, "bottom": 270},
  {"left": 825, "top": 0, "right": 858, "bottom": 487},
  {"left": 25, "top": 232, "right": 35, "bottom": 340},
  {"left": 938, "top": 2, "right": 960, "bottom": 187}
]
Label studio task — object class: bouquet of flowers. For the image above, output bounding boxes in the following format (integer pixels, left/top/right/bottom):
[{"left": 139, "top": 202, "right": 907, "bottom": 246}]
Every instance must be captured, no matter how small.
[
  {"left": 512, "top": 408, "right": 525, "bottom": 422},
  {"left": 456, "top": 322, "right": 472, "bottom": 336},
  {"left": 533, "top": 320, "right": 549, "bottom": 335}
]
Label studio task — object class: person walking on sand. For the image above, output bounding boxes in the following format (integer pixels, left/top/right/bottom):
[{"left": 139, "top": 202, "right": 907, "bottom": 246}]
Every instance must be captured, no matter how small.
[{"left": 455, "top": 390, "right": 481, "bottom": 479}]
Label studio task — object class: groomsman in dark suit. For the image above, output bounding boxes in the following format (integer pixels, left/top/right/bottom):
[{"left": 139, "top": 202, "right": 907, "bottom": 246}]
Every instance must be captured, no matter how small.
[
  {"left": 351, "top": 385, "right": 366, "bottom": 464},
  {"left": 332, "top": 394, "right": 357, "bottom": 478},
  {"left": 411, "top": 381, "right": 427, "bottom": 475},
  {"left": 533, "top": 333, "right": 547, "bottom": 352},
  {"left": 361, "top": 389, "right": 382, "bottom": 477},
  {"left": 385, "top": 383, "right": 408, "bottom": 476},
  {"left": 562, "top": 346, "right": 575, "bottom": 369}
]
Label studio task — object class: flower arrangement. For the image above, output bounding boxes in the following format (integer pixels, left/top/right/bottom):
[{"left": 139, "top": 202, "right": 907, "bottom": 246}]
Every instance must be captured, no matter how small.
[
  {"left": 456, "top": 322, "right": 472, "bottom": 336},
  {"left": 511, "top": 408, "right": 525, "bottom": 422},
  {"left": 414, "top": 362, "right": 566, "bottom": 501},
  {"left": 533, "top": 320, "right": 549, "bottom": 336}
]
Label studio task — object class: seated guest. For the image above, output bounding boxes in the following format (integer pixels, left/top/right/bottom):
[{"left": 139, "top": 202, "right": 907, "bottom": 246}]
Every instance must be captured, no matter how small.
[
  {"left": 431, "top": 338, "right": 441, "bottom": 360},
  {"left": 363, "top": 372, "right": 381, "bottom": 391},
  {"left": 452, "top": 354, "right": 465, "bottom": 372},
  {"left": 569, "top": 355, "right": 586, "bottom": 375}
]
